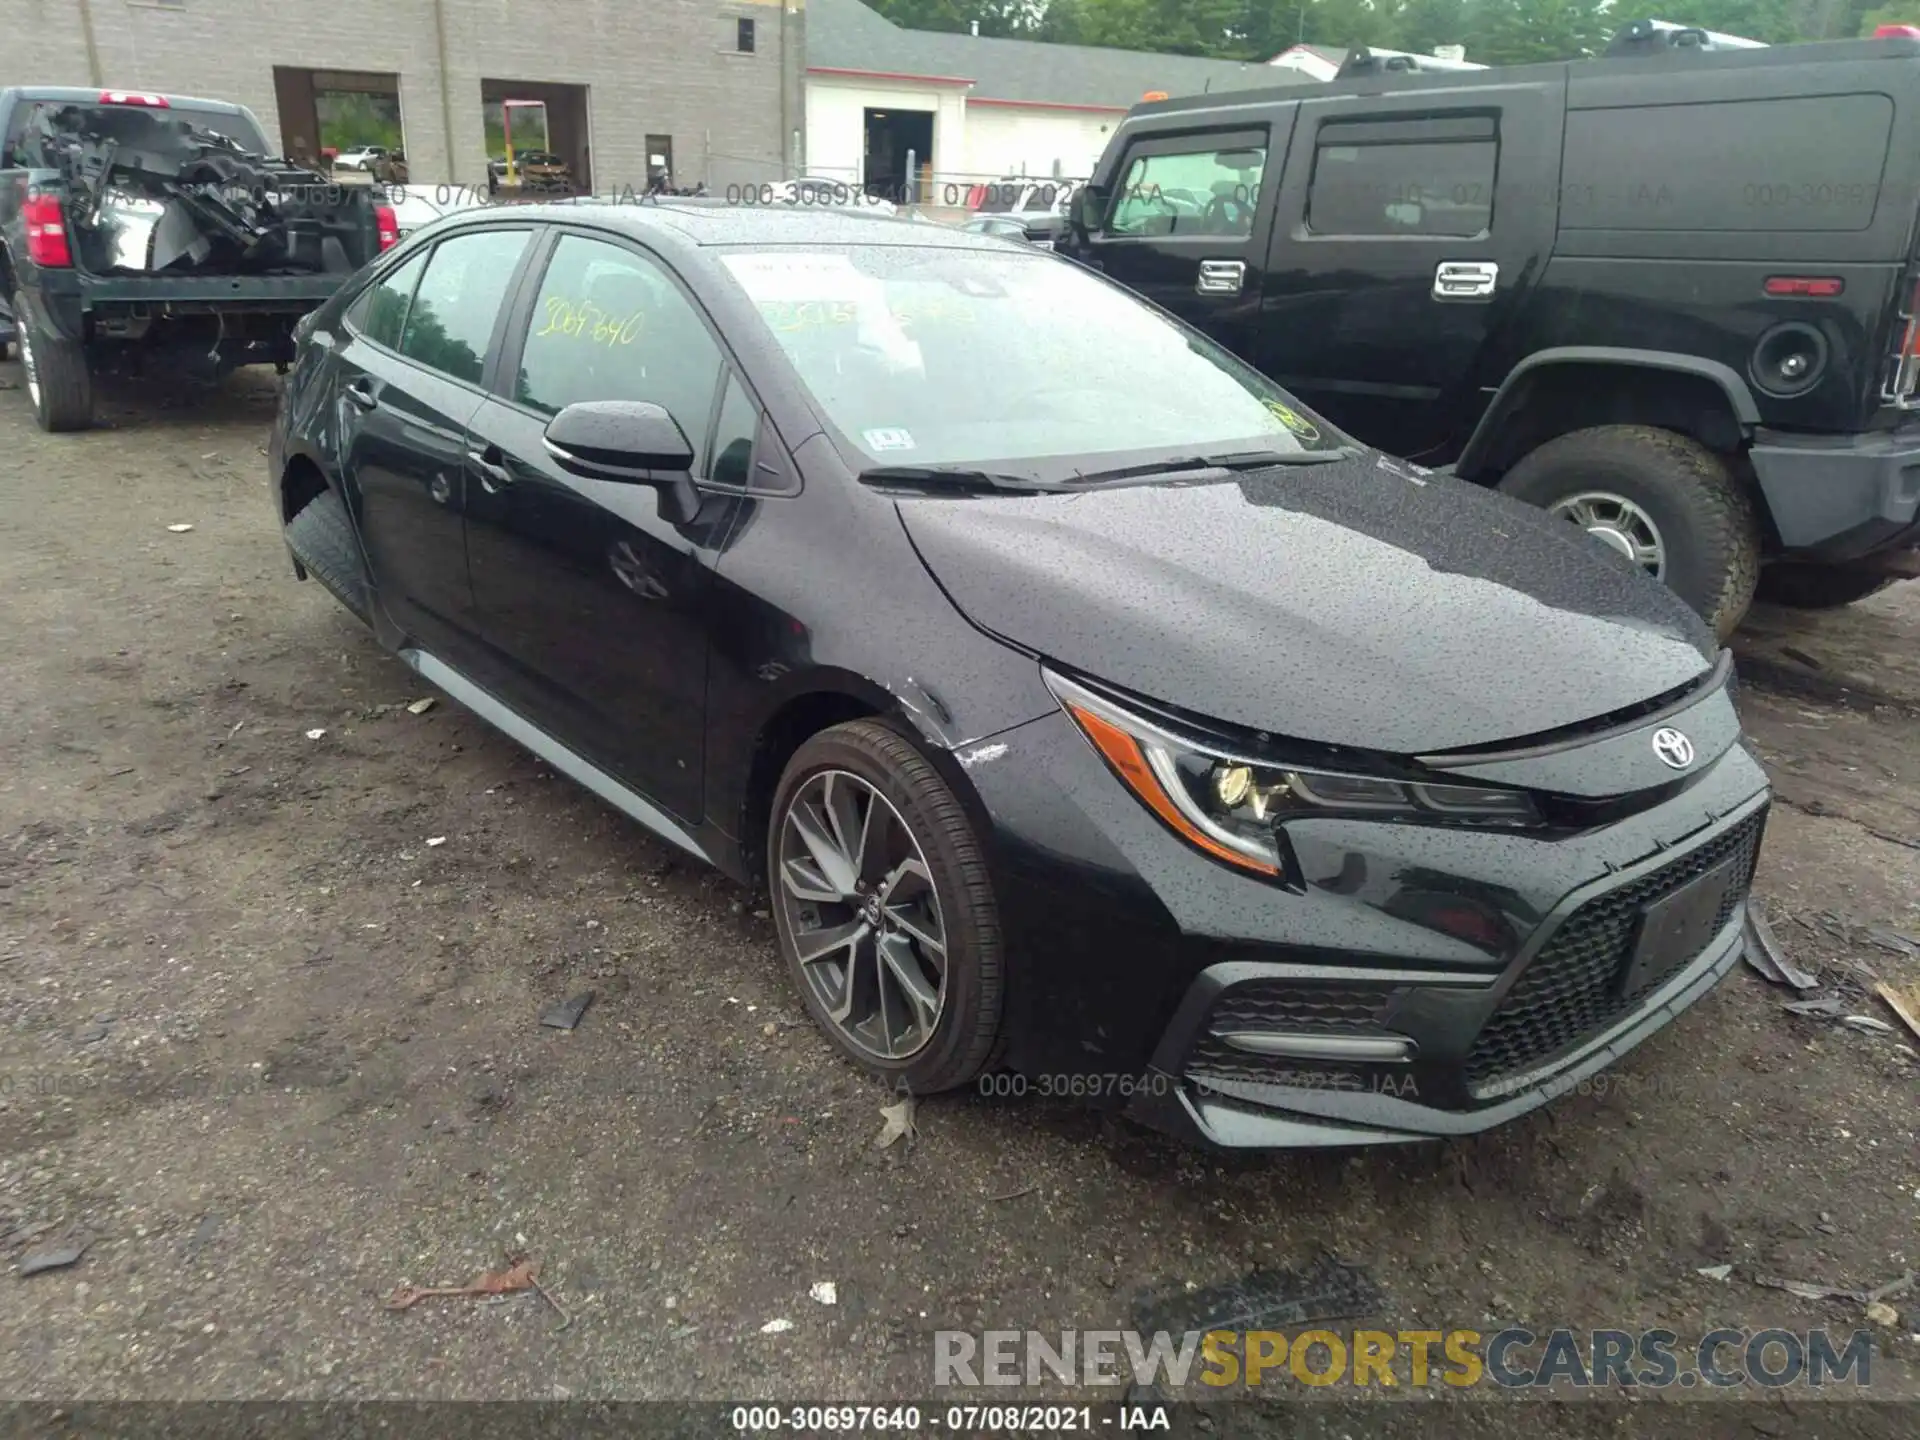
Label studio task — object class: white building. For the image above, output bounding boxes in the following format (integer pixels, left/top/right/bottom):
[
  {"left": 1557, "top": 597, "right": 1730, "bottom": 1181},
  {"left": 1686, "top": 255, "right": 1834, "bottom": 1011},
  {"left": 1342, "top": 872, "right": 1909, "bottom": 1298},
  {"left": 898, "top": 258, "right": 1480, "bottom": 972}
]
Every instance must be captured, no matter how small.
[{"left": 804, "top": 0, "right": 1306, "bottom": 198}]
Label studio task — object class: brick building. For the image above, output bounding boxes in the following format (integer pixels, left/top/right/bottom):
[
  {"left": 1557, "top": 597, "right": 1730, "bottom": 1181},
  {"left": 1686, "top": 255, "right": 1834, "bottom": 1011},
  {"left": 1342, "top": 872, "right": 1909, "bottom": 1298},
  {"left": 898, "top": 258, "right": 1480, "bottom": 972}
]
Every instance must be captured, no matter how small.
[{"left": 1, "top": 0, "right": 805, "bottom": 192}]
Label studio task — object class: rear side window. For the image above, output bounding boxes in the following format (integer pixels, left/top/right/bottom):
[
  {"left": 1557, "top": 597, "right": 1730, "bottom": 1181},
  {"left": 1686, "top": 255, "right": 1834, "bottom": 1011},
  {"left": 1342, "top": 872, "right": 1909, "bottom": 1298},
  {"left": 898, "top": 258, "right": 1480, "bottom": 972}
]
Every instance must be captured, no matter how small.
[
  {"left": 351, "top": 251, "right": 426, "bottom": 348},
  {"left": 1109, "top": 142, "right": 1266, "bottom": 237},
  {"left": 1308, "top": 119, "right": 1496, "bottom": 237},
  {"left": 1561, "top": 94, "right": 1890, "bottom": 233},
  {"left": 398, "top": 228, "right": 531, "bottom": 384}
]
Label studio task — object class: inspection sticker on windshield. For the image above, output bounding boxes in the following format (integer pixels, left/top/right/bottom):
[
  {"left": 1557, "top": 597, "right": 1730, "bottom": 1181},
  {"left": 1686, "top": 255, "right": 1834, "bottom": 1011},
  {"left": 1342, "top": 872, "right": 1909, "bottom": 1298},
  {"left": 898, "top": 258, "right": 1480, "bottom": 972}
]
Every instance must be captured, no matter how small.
[
  {"left": 864, "top": 428, "right": 916, "bottom": 452},
  {"left": 1263, "top": 399, "right": 1321, "bottom": 443}
]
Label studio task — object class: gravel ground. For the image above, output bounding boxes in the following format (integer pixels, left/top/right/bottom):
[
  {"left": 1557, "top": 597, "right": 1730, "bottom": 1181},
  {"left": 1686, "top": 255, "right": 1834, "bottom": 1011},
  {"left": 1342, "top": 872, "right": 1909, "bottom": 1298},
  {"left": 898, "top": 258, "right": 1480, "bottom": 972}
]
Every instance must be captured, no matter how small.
[{"left": 0, "top": 365, "right": 1915, "bottom": 1429}]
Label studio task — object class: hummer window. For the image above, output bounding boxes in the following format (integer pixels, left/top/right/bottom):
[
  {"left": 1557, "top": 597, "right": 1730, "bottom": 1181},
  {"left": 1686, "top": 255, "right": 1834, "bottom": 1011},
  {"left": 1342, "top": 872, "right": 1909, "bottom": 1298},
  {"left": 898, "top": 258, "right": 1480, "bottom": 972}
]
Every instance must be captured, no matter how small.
[
  {"left": 1308, "top": 122, "right": 1497, "bottom": 239},
  {"left": 1108, "top": 145, "right": 1267, "bottom": 238}
]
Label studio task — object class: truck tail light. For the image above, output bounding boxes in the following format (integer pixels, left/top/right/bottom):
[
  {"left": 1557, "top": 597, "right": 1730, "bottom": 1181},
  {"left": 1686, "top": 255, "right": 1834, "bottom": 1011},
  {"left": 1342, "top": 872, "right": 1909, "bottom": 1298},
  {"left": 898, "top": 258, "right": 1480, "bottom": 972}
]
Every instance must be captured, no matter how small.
[
  {"left": 1884, "top": 276, "right": 1920, "bottom": 405},
  {"left": 23, "top": 193, "right": 73, "bottom": 268},
  {"left": 374, "top": 204, "right": 400, "bottom": 251},
  {"left": 100, "top": 90, "right": 169, "bottom": 107}
]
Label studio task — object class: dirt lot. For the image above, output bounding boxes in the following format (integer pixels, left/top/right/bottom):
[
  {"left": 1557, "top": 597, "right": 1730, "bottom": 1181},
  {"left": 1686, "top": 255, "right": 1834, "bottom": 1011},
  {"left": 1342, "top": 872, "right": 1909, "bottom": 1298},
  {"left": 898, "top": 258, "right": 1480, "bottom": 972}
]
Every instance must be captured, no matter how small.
[{"left": 0, "top": 365, "right": 1916, "bottom": 1425}]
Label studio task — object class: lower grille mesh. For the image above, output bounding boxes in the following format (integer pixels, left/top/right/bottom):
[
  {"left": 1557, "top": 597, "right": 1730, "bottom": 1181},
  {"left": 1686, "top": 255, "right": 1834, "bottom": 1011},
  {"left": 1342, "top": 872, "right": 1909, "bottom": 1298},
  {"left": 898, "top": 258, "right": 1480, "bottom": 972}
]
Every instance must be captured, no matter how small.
[
  {"left": 1465, "top": 810, "right": 1765, "bottom": 1093},
  {"left": 1186, "top": 983, "right": 1392, "bottom": 1089}
]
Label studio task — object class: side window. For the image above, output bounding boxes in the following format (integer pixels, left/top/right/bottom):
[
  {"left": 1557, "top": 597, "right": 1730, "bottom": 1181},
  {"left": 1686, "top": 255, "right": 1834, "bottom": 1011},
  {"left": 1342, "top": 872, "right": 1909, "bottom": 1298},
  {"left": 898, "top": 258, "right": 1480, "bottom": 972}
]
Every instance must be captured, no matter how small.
[
  {"left": 709, "top": 373, "right": 758, "bottom": 488},
  {"left": 398, "top": 228, "right": 531, "bottom": 384},
  {"left": 515, "top": 234, "right": 723, "bottom": 471},
  {"left": 1307, "top": 121, "right": 1497, "bottom": 238},
  {"left": 350, "top": 251, "right": 426, "bottom": 349},
  {"left": 1108, "top": 142, "right": 1266, "bottom": 238}
]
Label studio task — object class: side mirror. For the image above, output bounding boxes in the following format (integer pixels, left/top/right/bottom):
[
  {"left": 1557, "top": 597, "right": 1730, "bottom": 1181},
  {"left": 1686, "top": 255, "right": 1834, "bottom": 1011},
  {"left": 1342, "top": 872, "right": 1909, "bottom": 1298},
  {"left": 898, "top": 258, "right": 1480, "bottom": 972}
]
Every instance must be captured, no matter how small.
[
  {"left": 543, "top": 401, "right": 700, "bottom": 523},
  {"left": 544, "top": 400, "right": 694, "bottom": 476},
  {"left": 1065, "top": 184, "right": 1106, "bottom": 250}
]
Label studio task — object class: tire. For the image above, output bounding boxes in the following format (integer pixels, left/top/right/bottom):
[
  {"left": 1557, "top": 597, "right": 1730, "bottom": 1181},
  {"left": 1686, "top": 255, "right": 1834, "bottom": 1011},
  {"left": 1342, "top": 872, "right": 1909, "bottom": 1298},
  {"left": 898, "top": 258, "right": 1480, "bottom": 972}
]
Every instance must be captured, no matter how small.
[
  {"left": 1497, "top": 425, "right": 1761, "bottom": 641},
  {"left": 1756, "top": 562, "right": 1896, "bottom": 610},
  {"left": 13, "top": 291, "right": 93, "bottom": 432},
  {"left": 284, "top": 487, "right": 372, "bottom": 625},
  {"left": 767, "top": 719, "right": 1003, "bottom": 1095}
]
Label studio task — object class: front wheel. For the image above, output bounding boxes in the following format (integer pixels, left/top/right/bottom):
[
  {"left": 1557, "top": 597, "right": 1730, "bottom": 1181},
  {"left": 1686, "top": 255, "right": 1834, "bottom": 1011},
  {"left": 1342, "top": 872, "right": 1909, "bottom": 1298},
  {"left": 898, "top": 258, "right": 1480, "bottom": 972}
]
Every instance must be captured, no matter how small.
[
  {"left": 767, "top": 719, "right": 1003, "bottom": 1094},
  {"left": 1497, "top": 425, "right": 1760, "bottom": 641},
  {"left": 1755, "top": 561, "right": 1897, "bottom": 610}
]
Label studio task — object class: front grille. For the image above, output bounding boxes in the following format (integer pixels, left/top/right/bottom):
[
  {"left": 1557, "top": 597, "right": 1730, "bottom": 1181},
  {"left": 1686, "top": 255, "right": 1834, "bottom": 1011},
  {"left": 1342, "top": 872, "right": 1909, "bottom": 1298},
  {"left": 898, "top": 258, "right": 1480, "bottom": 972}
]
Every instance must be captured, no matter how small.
[
  {"left": 1465, "top": 810, "right": 1765, "bottom": 1094},
  {"left": 1186, "top": 983, "right": 1393, "bottom": 1089}
]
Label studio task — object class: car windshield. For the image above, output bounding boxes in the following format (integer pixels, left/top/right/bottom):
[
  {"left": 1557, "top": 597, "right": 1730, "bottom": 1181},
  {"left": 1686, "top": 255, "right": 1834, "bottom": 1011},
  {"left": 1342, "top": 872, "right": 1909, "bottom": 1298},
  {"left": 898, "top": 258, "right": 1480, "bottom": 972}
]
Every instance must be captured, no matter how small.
[{"left": 720, "top": 244, "right": 1346, "bottom": 473}]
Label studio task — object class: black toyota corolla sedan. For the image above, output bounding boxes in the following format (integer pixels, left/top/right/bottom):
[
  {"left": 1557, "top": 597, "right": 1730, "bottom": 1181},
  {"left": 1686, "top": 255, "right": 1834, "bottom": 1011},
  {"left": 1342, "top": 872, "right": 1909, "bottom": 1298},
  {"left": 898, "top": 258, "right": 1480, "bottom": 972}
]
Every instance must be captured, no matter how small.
[{"left": 268, "top": 202, "right": 1769, "bottom": 1149}]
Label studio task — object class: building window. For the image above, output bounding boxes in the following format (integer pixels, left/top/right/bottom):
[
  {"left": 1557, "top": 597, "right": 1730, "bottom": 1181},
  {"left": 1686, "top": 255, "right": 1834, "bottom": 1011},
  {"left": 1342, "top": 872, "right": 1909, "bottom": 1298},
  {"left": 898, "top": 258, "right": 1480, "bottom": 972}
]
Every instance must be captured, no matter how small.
[{"left": 738, "top": 18, "right": 756, "bottom": 53}]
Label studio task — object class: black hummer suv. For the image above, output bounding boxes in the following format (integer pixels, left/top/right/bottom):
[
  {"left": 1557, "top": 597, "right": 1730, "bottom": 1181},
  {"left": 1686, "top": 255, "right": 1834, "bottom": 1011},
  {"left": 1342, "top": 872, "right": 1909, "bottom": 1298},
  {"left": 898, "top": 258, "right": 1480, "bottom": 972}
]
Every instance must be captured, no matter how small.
[{"left": 1063, "top": 20, "right": 1920, "bottom": 636}]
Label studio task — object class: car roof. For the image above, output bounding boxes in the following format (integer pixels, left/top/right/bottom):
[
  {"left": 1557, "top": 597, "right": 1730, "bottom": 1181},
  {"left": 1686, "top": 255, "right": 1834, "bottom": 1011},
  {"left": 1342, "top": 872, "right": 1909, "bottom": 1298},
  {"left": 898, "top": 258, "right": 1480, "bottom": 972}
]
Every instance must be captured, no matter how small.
[
  {"left": 3, "top": 86, "right": 252, "bottom": 114},
  {"left": 437, "top": 199, "right": 1011, "bottom": 252}
]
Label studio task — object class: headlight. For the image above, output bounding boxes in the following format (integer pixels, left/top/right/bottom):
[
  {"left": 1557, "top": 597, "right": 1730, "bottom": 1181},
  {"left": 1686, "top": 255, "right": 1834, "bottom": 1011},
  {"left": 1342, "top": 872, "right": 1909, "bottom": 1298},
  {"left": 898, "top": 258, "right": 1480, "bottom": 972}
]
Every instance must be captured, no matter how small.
[{"left": 1046, "top": 671, "right": 1541, "bottom": 879}]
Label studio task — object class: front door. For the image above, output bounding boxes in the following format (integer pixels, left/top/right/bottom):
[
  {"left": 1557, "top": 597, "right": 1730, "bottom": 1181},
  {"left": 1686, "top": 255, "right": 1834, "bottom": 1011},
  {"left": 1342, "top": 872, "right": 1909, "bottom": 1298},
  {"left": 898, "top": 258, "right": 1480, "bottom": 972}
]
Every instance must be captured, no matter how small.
[
  {"left": 1258, "top": 77, "right": 1565, "bottom": 461},
  {"left": 462, "top": 229, "right": 739, "bottom": 822},
  {"left": 1076, "top": 116, "right": 1296, "bottom": 365},
  {"left": 336, "top": 227, "right": 534, "bottom": 650}
]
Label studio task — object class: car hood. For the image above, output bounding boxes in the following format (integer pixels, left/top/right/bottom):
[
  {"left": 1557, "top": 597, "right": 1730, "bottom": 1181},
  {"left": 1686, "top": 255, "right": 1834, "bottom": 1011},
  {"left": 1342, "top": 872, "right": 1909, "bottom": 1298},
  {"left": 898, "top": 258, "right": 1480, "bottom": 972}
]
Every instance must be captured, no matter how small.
[{"left": 896, "top": 453, "right": 1718, "bottom": 755}]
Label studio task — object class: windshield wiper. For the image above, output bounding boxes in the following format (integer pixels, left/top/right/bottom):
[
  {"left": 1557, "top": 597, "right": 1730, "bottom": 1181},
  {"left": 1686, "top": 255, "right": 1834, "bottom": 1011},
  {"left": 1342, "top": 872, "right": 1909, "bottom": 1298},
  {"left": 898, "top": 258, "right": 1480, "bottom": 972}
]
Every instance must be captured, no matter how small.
[
  {"left": 858, "top": 464, "right": 1059, "bottom": 493},
  {"left": 1067, "top": 447, "right": 1358, "bottom": 486}
]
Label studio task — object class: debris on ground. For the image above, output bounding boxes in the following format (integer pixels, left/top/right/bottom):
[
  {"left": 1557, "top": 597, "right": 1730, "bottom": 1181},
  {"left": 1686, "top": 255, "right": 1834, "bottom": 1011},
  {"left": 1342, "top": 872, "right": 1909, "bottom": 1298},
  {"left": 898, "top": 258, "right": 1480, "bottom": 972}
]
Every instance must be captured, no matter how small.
[
  {"left": 425, "top": 836, "right": 446, "bottom": 848},
  {"left": 1840, "top": 1014, "right": 1897, "bottom": 1035},
  {"left": 539, "top": 992, "right": 594, "bottom": 1031},
  {"left": 1866, "top": 928, "right": 1919, "bottom": 958},
  {"left": 875, "top": 1095, "right": 917, "bottom": 1149},
  {"left": 165, "top": 524, "right": 195, "bottom": 534},
  {"left": 990, "top": 1184, "right": 1036, "bottom": 1202},
  {"left": 385, "top": 1255, "right": 539, "bottom": 1311},
  {"left": 1874, "top": 981, "right": 1920, "bottom": 1042},
  {"left": 810, "top": 1281, "right": 837, "bottom": 1305},
  {"left": 1782, "top": 996, "right": 1849, "bottom": 1018},
  {"left": 16, "top": 1242, "right": 88, "bottom": 1278},
  {"left": 304, "top": 728, "right": 326, "bottom": 741},
  {"left": 1697, "top": 1264, "right": 1733, "bottom": 1281},
  {"left": 1866, "top": 1301, "right": 1902, "bottom": 1327},
  {"left": 1134, "top": 1255, "right": 1386, "bottom": 1337},
  {"left": 1127, "top": 1257, "right": 1385, "bottom": 1402},
  {"left": 760, "top": 1317, "right": 794, "bottom": 1334},
  {"left": 1750, "top": 1269, "right": 1915, "bottom": 1307},
  {"left": 1743, "top": 899, "right": 1819, "bottom": 990},
  {"left": 406, "top": 697, "right": 437, "bottom": 715}
]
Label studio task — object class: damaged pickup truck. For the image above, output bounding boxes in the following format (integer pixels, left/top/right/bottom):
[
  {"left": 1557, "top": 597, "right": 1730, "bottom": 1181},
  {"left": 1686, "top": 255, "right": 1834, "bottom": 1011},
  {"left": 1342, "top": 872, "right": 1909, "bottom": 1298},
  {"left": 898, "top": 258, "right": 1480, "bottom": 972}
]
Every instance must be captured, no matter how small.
[{"left": 0, "top": 87, "right": 398, "bottom": 431}]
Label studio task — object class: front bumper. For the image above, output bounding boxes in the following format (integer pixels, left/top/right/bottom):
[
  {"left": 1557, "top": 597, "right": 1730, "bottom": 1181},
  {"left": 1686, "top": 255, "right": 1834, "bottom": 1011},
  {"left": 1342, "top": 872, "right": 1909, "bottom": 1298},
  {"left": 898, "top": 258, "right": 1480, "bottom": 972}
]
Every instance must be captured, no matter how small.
[
  {"left": 1748, "top": 426, "right": 1920, "bottom": 559},
  {"left": 960, "top": 698, "right": 1771, "bottom": 1150},
  {"left": 1123, "top": 797, "right": 1763, "bottom": 1147}
]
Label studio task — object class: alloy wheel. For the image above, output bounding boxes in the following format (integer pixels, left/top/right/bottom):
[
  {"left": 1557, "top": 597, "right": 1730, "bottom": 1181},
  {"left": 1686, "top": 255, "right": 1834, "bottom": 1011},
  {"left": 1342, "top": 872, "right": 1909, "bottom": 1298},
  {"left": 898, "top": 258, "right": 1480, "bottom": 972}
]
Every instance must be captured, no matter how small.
[
  {"left": 1548, "top": 490, "right": 1667, "bottom": 580},
  {"left": 774, "top": 769, "right": 948, "bottom": 1062}
]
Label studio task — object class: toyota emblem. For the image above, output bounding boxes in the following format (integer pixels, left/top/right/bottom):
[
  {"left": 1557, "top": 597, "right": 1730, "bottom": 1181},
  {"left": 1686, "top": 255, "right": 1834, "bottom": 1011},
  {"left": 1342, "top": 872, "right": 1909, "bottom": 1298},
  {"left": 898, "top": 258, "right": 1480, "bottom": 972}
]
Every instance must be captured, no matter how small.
[{"left": 1652, "top": 728, "right": 1695, "bottom": 769}]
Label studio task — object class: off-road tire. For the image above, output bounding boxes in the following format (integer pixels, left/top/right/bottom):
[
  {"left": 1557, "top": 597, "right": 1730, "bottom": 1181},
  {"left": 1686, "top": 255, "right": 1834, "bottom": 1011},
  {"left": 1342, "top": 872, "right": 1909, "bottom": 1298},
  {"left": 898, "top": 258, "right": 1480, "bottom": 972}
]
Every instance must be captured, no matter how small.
[
  {"left": 14, "top": 290, "right": 93, "bottom": 433},
  {"left": 284, "top": 488, "right": 372, "bottom": 625},
  {"left": 768, "top": 719, "right": 1004, "bottom": 1095},
  {"left": 1498, "top": 424, "right": 1761, "bottom": 641}
]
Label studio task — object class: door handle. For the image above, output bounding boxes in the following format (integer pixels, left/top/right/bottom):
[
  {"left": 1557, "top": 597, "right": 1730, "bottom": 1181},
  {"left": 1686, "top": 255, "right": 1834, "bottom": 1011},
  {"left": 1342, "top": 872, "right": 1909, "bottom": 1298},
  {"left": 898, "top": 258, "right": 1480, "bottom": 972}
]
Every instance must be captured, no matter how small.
[
  {"left": 344, "top": 377, "right": 378, "bottom": 410},
  {"left": 1433, "top": 261, "right": 1498, "bottom": 300},
  {"left": 1196, "top": 259, "right": 1246, "bottom": 295},
  {"left": 467, "top": 447, "right": 513, "bottom": 491}
]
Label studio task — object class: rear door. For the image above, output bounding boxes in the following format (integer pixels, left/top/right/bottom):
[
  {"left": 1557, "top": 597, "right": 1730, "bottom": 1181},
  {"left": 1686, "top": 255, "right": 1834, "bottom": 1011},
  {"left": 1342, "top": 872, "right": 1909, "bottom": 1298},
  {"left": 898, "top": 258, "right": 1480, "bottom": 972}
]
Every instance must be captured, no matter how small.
[
  {"left": 1076, "top": 110, "right": 1298, "bottom": 363},
  {"left": 335, "top": 225, "right": 534, "bottom": 651},
  {"left": 1259, "top": 75, "right": 1564, "bottom": 461}
]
